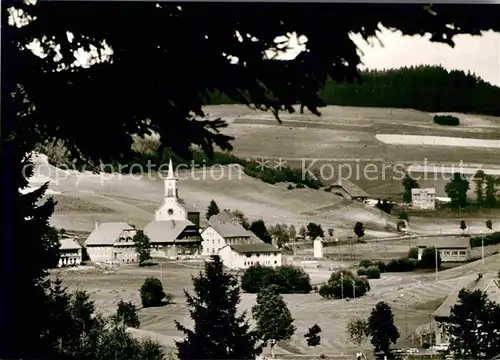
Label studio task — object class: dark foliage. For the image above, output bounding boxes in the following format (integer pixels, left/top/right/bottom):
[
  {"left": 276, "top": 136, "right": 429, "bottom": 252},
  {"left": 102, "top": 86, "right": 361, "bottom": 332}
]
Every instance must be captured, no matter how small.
[
  {"left": 319, "top": 270, "right": 370, "bottom": 299},
  {"left": 175, "top": 256, "right": 262, "bottom": 360},
  {"left": 140, "top": 278, "right": 167, "bottom": 308},
  {"left": 385, "top": 257, "right": 417, "bottom": 272},
  {"left": 407, "top": 247, "right": 418, "bottom": 260},
  {"left": 375, "top": 199, "right": 394, "bottom": 214},
  {"left": 433, "top": 114, "right": 460, "bottom": 126},
  {"left": 359, "top": 260, "right": 386, "bottom": 273},
  {"left": 206, "top": 199, "right": 220, "bottom": 220},
  {"left": 470, "top": 232, "right": 500, "bottom": 248},
  {"left": 367, "top": 302, "right": 400, "bottom": 357},
  {"left": 112, "top": 299, "right": 141, "bottom": 329},
  {"left": 307, "top": 222, "right": 325, "bottom": 239},
  {"left": 133, "top": 230, "right": 152, "bottom": 264},
  {"left": 241, "top": 265, "right": 312, "bottom": 294},
  {"left": 402, "top": 173, "right": 420, "bottom": 203},
  {"left": 354, "top": 222, "right": 365, "bottom": 240},
  {"left": 304, "top": 324, "right": 322, "bottom": 347},
  {"left": 357, "top": 266, "right": 381, "bottom": 279},
  {"left": 249, "top": 219, "right": 272, "bottom": 244},
  {"left": 418, "top": 247, "right": 442, "bottom": 269},
  {"left": 445, "top": 173, "right": 470, "bottom": 208},
  {"left": 398, "top": 212, "right": 409, "bottom": 222}
]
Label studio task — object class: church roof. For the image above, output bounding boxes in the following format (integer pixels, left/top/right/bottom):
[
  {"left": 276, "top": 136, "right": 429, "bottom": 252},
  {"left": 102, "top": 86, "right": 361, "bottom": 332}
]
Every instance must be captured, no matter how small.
[
  {"left": 144, "top": 219, "right": 199, "bottom": 243},
  {"left": 85, "top": 222, "right": 135, "bottom": 246},
  {"left": 207, "top": 210, "right": 252, "bottom": 238}
]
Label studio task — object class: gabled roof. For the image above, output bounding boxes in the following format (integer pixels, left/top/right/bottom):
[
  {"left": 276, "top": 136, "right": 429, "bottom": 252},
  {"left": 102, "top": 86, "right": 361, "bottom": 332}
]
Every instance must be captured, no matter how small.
[
  {"left": 85, "top": 222, "right": 134, "bottom": 246},
  {"left": 330, "top": 179, "right": 370, "bottom": 198},
  {"left": 417, "top": 236, "right": 470, "bottom": 249},
  {"left": 224, "top": 243, "right": 281, "bottom": 254},
  {"left": 314, "top": 236, "right": 324, "bottom": 242},
  {"left": 208, "top": 210, "right": 251, "bottom": 238},
  {"left": 144, "top": 219, "right": 200, "bottom": 243},
  {"left": 154, "top": 198, "right": 200, "bottom": 214},
  {"left": 433, "top": 274, "right": 499, "bottom": 319},
  {"left": 60, "top": 237, "right": 82, "bottom": 250}
]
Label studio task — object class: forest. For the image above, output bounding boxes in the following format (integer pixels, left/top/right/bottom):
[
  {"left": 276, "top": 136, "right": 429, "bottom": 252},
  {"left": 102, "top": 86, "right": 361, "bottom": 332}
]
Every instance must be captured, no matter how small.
[{"left": 209, "top": 65, "right": 500, "bottom": 116}]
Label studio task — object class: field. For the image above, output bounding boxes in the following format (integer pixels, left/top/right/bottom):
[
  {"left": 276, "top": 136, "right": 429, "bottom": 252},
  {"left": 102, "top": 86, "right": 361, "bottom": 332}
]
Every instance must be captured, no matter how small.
[
  {"left": 56, "top": 252, "right": 500, "bottom": 358},
  {"left": 32, "top": 105, "right": 500, "bottom": 238}
]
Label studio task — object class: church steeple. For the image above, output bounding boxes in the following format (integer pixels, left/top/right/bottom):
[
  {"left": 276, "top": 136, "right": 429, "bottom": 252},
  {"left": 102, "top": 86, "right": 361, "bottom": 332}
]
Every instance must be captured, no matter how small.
[{"left": 164, "top": 158, "right": 178, "bottom": 198}]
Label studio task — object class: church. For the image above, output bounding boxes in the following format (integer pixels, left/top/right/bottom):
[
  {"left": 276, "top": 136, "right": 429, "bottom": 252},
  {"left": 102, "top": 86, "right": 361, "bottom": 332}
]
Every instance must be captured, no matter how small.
[{"left": 143, "top": 159, "right": 203, "bottom": 258}]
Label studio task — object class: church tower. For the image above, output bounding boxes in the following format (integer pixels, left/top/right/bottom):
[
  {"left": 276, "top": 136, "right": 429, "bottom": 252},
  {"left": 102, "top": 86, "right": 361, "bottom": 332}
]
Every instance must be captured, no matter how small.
[
  {"left": 164, "top": 158, "right": 178, "bottom": 199},
  {"left": 154, "top": 158, "right": 187, "bottom": 221}
]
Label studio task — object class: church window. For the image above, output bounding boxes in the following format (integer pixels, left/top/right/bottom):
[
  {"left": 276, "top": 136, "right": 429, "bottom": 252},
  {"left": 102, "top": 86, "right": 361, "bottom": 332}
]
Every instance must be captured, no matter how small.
[{"left": 168, "top": 208, "right": 174, "bottom": 215}]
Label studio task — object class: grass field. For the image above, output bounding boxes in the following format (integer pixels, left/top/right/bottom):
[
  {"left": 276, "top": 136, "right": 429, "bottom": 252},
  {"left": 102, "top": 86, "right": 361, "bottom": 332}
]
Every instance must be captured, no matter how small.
[
  {"left": 56, "top": 252, "right": 500, "bottom": 358},
  {"left": 32, "top": 104, "right": 500, "bottom": 236}
]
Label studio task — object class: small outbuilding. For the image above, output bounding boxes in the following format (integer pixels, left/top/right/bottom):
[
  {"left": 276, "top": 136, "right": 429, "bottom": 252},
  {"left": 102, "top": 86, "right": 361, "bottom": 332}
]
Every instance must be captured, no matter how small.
[{"left": 416, "top": 236, "right": 471, "bottom": 263}]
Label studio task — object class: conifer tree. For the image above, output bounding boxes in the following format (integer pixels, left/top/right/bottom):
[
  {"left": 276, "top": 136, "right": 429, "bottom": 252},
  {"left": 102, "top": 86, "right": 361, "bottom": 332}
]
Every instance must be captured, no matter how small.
[
  {"left": 474, "top": 170, "right": 486, "bottom": 205},
  {"left": 206, "top": 199, "right": 220, "bottom": 220},
  {"left": 252, "top": 285, "right": 296, "bottom": 358},
  {"left": 175, "top": 256, "right": 262, "bottom": 359},
  {"left": 133, "top": 230, "right": 152, "bottom": 264}
]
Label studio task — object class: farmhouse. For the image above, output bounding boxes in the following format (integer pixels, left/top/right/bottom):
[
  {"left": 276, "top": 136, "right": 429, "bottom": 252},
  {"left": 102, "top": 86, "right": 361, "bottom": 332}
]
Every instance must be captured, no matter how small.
[
  {"left": 85, "top": 222, "right": 138, "bottom": 263},
  {"left": 154, "top": 158, "right": 201, "bottom": 228},
  {"left": 201, "top": 210, "right": 259, "bottom": 256},
  {"left": 58, "top": 237, "right": 83, "bottom": 267},
  {"left": 326, "top": 179, "right": 369, "bottom": 202},
  {"left": 416, "top": 236, "right": 471, "bottom": 262},
  {"left": 144, "top": 219, "right": 202, "bottom": 258},
  {"left": 432, "top": 273, "right": 500, "bottom": 345},
  {"left": 143, "top": 159, "right": 202, "bottom": 258},
  {"left": 218, "top": 243, "right": 282, "bottom": 270}
]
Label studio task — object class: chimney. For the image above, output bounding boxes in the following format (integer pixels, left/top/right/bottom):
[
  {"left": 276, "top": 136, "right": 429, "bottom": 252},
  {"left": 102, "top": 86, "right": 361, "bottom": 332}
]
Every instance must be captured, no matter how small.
[{"left": 171, "top": 219, "right": 176, "bottom": 228}]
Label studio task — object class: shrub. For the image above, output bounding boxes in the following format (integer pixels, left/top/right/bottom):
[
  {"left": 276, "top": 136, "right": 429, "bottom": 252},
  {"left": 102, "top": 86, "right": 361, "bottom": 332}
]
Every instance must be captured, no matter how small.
[
  {"left": 375, "top": 261, "right": 386, "bottom": 273},
  {"left": 408, "top": 247, "right": 418, "bottom": 260},
  {"left": 296, "top": 183, "right": 306, "bottom": 189},
  {"left": 138, "top": 259, "right": 157, "bottom": 267},
  {"left": 422, "top": 342, "right": 430, "bottom": 349},
  {"left": 241, "top": 265, "right": 312, "bottom": 294},
  {"left": 140, "top": 277, "right": 167, "bottom": 308},
  {"left": 112, "top": 299, "right": 140, "bottom": 328},
  {"left": 359, "top": 259, "right": 386, "bottom": 273},
  {"left": 319, "top": 270, "right": 370, "bottom": 299},
  {"left": 417, "top": 247, "right": 442, "bottom": 269},
  {"left": 287, "top": 184, "right": 294, "bottom": 190},
  {"left": 398, "top": 212, "right": 409, "bottom": 221},
  {"left": 359, "top": 260, "right": 374, "bottom": 268},
  {"left": 385, "top": 257, "right": 416, "bottom": 272},
  {"left": 434, "top": 115, "right": 460, "bottom": 126},
  {"left": 470, "top": 232, "right": 500, "bottom": 248},
  {"left": 365, "top": 266, "right": 381, "bottom": 279}
]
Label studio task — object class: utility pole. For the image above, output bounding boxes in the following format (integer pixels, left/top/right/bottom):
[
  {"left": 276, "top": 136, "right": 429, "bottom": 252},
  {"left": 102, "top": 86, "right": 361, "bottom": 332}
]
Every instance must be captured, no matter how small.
[
  {"left": 341, "top": 272, "right": 344, "bottom": 300},
  {"left": 435, "top": 247, "right": 438, "bottom": 281},
  {"left": 160, "top": 262, "right": 163, "bottom": 284},
  {"left": 352, "top": 280, "right": 356, "bottom": 299},
  {"left": 482, "top": 233, "right": 485, "bottom": 265}
]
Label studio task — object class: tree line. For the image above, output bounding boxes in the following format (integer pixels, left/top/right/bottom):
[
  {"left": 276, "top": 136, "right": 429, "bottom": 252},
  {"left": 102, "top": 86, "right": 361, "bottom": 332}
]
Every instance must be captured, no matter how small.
[{"left": 209, "top": 65, "right": 500, "bottom": 116}]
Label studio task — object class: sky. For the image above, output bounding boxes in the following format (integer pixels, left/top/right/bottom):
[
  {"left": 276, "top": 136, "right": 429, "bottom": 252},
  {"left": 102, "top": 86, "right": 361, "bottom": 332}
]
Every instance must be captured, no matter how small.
[{"left": 280, "top": 27, "right": 500, "bottom": 87}]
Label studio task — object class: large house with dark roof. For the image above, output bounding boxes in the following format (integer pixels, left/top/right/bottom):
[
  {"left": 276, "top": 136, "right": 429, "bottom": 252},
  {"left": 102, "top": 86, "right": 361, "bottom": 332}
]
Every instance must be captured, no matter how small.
[
  {"left": 85, "top": 222, "right": 138, "bottom": 263},
  {"left": 218, "top": 243, "right": 282, "bottom": 270},
  {"left": 201, "top": 210, "right": 260, "bottom": 256},
  {"left": 432, "top": 272, "right": 500, "bottom": 345}
]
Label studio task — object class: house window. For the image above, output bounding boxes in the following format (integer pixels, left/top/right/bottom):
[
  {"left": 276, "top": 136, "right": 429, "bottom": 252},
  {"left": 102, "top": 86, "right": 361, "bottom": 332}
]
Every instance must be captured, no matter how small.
[
  {"left": 443, "top": 251, "right": 450, "bottom": 256},
  {"left": 459, "top": 251, "right": 466, "bottom": 256},
  {"left": 451, "top": 251, "right": 458, "bottom": 256},
  {"left": 246, "top": 254, "right": 251, "bottom": 258}
]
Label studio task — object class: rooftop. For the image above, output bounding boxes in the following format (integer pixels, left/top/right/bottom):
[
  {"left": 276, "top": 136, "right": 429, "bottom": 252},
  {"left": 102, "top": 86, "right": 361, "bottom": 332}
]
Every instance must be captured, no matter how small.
[
  {"left": 433, "top": 273, "right": 500, "bottom": 319},
  {"left": 85, "top": 222, "right": 135, "bottom": 246},
  {"left": 416, "top": 236, "right": 470, "bottom": 249},
  {"left": 228, "top": 243, "right": 281, "bottom": 254},
  {"left": 144, "top": 219, "right": 200, "bottom": 244},
  {"left": 207, "top": 210, "right": 252, "bottom": 238},
  {"left": 60, "top": 237, "right": 82, "bottom": 250},
  {"left": 330, "top": 179, "right": 370, "bottom": 198}
]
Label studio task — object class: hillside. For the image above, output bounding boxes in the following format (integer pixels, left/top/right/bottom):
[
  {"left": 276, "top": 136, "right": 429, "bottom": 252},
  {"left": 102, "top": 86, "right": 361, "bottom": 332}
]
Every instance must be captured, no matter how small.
[{"left": 209, "top": 65, "right": 500, "bottom": 116}]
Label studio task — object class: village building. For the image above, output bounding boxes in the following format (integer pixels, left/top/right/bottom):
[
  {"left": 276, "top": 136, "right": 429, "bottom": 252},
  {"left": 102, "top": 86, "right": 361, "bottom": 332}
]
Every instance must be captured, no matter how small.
[
  {"left": 143, "top": 159, "right": 202, "bottom": 258},
  {"left": 58, "top": 237, "right": 83, "bottom": 267},
  {"left": 416, "top": 236, "right": 471, "bottom": 262},
  {"left": 432, "top": 272, "right": 500, "bottom": 345},
  {"left": 218, "top": 243, "right": 282, "bottom": 270},
  {"left": 326, "top": 179, "right": 370, "bottom": 202},
  {"left": 85, "top": 222, "right": 138, "bottom": 263},
  {"left": 201, "top": 210, "right": 261, "bottom": 256}
]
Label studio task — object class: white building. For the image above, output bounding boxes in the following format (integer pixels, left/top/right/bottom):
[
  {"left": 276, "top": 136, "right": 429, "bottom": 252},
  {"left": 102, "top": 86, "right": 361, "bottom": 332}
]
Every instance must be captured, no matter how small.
[
  {"left": 313, "top": 236, "right": 324, "bottom": 258},
  {"left": 218, "top": 243, "right": 282, "bottom": 270},
  {"left": 201, "top": 210, "right": 260, "bottom": 256},
  {"left": 85, "top": 222, "right": 138, "bottom": 263},
  {"left": 412, "top": 188, "right": 436, "bottom": 210},
  {"left": 58, "top": 237, "right": 83, "bottom": 267},
  {"left": 154, "top": 158, "right": 201, "bottom": 228},
  {"left": 143, "top": 159, "right": 202, "bottom": 258}
]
